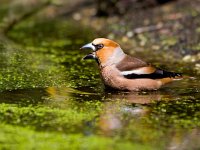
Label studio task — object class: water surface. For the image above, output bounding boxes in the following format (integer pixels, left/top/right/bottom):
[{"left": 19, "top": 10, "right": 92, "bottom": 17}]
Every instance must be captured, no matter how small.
[{"left": 0, "top": 15, "right": 200, "bottom": 150}]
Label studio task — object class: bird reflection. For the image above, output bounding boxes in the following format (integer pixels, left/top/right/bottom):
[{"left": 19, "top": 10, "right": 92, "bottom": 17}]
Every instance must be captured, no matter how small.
[
  {"left": 45, "top": 86, "right": 172, "bottom": 136},
  {"left": 105, "top": 91, "right": 164, "bottom": 104},
  {"left": 98, "top": 89, "right": 179, "bottom": 135}
]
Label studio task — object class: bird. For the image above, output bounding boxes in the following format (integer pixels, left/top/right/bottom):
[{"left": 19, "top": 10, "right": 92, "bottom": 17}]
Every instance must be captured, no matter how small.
[{"left": 80, "top": 38, "right": 183, "bottom": 91}]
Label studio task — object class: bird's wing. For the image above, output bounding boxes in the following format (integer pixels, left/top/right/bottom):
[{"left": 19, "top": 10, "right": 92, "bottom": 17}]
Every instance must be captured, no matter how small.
[
  {"left": 116, "top": 55, "right": 182, "bottom": 79},
  {"left": 116, "top": 55, "right": 150, "bottom": 71},
  {"left": 122, "top": 68, "right": 182, "bottom": 79}
]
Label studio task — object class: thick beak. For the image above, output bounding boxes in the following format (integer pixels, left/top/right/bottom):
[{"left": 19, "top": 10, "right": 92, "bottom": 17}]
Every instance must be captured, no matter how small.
[
  {"left": 80, "top": 43, "right": 96, "bottom": 51},
  {"left": 81, "top": 43, "right": 96, "bottom": 60}
]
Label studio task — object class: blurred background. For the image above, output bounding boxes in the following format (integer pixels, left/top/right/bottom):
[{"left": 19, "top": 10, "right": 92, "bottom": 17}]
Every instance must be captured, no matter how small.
[
  {"left": 0, "top": 0, "right": 200, "bottom": 150},
  {"left": 1, "top": 0, "right": 200, "bottom": 67}
]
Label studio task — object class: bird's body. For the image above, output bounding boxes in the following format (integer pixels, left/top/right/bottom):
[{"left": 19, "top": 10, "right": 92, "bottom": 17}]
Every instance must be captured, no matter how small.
[{"left": 81, "top": 38, "right": 182, "bottom": 91}]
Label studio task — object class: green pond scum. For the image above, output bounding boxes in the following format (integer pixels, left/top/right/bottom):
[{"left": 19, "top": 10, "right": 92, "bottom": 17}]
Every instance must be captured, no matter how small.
[{"left": 0, "top": 0, "right": 200, "bottom": 150}]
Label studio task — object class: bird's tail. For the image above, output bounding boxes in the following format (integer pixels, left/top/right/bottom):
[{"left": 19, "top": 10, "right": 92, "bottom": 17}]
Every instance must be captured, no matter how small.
[
  {"left": 159, "top": 73, "right": 195, "bottom": 85},
  {"left": 172, "top": 74, "right": 196, "bottom": 80}
]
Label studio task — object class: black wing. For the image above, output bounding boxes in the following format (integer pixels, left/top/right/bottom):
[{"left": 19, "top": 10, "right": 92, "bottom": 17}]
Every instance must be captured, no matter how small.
[{"left": 123, "top": 69, "right": 182, "bottom": 79}]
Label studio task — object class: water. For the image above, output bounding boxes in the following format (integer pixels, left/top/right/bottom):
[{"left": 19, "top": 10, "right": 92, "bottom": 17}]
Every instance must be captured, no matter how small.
[
  {"left": 0, "top": 76, "right": 199, "bottom": 149},
  {"left": 0, "top": 12, "right": 200, "bottom": 150}
]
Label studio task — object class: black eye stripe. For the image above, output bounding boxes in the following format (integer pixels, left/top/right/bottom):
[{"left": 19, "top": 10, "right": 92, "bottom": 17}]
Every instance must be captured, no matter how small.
[{"left": 92, "top": 43, "right": 104, "bottom": 51}]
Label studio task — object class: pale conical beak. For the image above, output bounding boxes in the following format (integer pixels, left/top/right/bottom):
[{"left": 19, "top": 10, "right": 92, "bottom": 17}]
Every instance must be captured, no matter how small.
[{"left": 80, "top": 43, "right": 96, "bottom": 51}]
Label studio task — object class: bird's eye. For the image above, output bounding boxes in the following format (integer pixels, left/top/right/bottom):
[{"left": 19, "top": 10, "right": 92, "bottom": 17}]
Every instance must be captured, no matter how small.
[{"left": 97, "top": 44, "right": 104, "bottom": 49}]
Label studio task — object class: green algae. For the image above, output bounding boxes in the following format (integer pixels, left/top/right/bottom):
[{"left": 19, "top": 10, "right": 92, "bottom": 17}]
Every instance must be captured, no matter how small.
[
  {"left": 0, "top": 103, "right": 101, "bottom": 133},
  {"left": 0, "top": 16, "right": 100, "bottom": 92},
  {"left": 4, "top": 16, "right": 102, "bottom": 92},
  {"left": 0, "top": 42, "right": 67, "bottom": 91},
  {"left": 0, "top": 1, "right": 200, "bottom": 150},
  {"left": 0, "top": 124, "right": 153, "bottom": 150},
  {"left": 150, "top": 98, "right": 200, "bottom": 128}
]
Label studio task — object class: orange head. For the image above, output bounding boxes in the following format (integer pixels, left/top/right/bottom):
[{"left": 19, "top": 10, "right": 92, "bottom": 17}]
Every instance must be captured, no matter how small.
[{"left": 81, "top": 38, "right": 125, "bottom": 66}]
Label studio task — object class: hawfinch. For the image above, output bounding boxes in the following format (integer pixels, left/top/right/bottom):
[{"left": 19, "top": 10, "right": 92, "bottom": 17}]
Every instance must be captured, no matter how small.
[{"left": 81, "top": 38, "right": 182, "bottom": 91}]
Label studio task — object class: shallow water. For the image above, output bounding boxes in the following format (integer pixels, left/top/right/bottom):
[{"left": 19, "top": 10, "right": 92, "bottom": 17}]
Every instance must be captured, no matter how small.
[
  {"left": 0, "top": 59, "right": 200, "bottom": 150},
  {"left": 0, "top": 12, "right": 200, "bottom": 150}
]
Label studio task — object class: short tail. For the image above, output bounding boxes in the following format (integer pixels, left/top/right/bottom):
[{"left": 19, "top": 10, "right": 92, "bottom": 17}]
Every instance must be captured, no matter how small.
[
  {"left": 159, "top": 72, "right": 195, "bottom": 85},
  {"left": 161, "top": 70, "right": 182, "bottom": 79},
  {"left": 171, "top": 74, "right": 196, "bottom": 80}
]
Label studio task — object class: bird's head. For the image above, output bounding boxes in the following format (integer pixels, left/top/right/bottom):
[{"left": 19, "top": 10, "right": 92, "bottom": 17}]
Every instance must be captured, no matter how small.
[{"left": 81, "top": 38, "right": 125, "bottom": 66}]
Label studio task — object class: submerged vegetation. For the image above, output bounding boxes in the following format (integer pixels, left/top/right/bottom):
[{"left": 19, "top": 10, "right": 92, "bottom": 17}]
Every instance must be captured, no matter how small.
[{"left": 0, "top": 0, "right": 200, "bottom": 149}]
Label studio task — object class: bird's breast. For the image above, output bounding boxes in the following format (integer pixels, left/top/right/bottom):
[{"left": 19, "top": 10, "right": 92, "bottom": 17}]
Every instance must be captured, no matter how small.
[{"left": 100, "top": 66, "right": 125, "bottom": 89}]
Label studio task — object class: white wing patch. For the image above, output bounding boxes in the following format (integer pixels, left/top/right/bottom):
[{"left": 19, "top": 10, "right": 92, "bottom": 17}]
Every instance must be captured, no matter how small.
[
  {"left": 121, "top": 67, "right": 156, "bottom": 75},
  {"left": 122, "top": 70, "right": 146, "bottom": 75}
]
